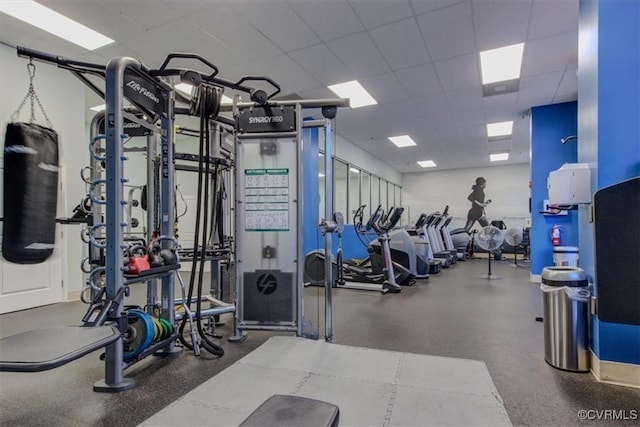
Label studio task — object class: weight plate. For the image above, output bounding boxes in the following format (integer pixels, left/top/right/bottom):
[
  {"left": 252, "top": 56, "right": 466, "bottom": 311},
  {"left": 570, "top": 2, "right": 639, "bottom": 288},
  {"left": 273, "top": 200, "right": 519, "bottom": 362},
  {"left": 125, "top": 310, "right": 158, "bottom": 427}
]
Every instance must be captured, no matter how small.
[
  {"left": 158, "top": 317, "right": 173, "bottom": 340},
  {"left": 152, "top": 318, "right": 162, "bottom": 342},
  {"left": 123, "top": 309, "right": 154, "bottom": 361},
  {"left": 157, "top": 317, "right": 167, "bottom": 340}
]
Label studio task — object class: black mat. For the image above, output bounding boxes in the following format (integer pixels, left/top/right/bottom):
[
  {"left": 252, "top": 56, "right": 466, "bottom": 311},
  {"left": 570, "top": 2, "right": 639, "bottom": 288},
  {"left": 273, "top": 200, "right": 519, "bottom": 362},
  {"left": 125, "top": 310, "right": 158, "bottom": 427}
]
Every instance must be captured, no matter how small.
[{"left": 594, "top": 176, "right": 640, "bottom": 325}]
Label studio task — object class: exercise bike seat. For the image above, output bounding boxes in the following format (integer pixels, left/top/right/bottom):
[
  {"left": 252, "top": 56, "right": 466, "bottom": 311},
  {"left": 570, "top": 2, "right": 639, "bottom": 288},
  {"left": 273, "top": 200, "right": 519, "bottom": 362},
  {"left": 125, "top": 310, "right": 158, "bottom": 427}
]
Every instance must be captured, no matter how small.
[{"left": 0, "top": 325, "right": 119, "bottom": 372}]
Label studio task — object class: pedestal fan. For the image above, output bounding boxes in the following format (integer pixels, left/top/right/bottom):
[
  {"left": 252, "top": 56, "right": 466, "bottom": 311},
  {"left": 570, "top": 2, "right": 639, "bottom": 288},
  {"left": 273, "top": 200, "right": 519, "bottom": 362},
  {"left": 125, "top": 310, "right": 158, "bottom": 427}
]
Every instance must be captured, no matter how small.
[
  {"left": 477, "top": 225, "right": 504, "bottom": 280},
  {"left": 504, "top": 228, "right": 525, "bottom": 267}
]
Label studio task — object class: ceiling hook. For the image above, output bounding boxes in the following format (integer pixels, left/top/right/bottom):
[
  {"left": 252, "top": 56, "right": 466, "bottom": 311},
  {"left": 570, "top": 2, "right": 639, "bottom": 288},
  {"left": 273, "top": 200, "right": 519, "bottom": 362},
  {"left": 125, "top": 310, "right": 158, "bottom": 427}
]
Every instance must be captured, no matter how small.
[{"left": 27, "top": 58, "right": 36, "bottom": 79}]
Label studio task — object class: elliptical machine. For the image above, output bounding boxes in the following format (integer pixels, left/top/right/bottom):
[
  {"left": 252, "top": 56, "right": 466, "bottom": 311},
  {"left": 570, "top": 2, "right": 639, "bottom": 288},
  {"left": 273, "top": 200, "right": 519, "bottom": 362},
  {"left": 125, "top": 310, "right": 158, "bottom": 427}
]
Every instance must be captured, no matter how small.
[{"left": 303, "top": 205, "right": 410, "bottom": 294}]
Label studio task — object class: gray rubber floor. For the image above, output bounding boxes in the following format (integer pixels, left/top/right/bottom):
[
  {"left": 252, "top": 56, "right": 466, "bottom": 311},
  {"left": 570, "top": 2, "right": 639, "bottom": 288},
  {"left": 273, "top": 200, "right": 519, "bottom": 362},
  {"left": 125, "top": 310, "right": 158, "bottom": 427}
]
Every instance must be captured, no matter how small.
[
  {"left": 141, "top": 336, "right": 512, "bottom": 426},
  {"left": 1, "top": 258, "right": 639, "bottom": 426}
]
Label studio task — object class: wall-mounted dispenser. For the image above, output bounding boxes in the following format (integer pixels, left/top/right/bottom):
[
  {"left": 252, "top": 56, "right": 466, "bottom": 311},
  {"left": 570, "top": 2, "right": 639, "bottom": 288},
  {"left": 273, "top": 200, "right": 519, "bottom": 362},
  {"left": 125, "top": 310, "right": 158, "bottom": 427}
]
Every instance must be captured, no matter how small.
[{"left": 547, "top": 163, "right": 592, "bottom": 205}]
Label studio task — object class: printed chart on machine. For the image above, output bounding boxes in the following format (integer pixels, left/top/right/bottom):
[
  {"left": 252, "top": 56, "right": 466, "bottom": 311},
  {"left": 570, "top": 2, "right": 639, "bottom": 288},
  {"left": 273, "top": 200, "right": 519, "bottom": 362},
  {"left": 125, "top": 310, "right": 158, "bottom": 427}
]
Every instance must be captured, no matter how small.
[{"left": 244, "top": 168, "right": 290, "bottom": 231}]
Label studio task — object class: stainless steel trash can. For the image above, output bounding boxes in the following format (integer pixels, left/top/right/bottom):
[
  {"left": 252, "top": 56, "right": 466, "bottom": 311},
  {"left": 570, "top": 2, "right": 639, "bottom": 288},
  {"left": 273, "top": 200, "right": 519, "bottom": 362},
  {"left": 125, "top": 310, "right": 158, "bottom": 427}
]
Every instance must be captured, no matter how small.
[{"left": 541, "top": 266, "right": 590, "bottom": 372}]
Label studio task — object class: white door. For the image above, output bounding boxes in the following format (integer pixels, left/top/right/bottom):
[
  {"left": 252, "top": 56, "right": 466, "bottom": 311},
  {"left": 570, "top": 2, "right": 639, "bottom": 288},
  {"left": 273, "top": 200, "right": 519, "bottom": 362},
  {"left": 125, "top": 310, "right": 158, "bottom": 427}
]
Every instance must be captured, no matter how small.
[{"left": 0, "top": 162, "right": 64, "bottom": 314}]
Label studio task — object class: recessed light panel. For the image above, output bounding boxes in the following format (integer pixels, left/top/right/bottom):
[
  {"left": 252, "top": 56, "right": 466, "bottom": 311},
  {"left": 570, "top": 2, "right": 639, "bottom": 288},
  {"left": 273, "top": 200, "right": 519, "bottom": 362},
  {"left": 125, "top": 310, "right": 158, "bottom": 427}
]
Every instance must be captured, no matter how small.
[
  {"left": 327, "top": 80, "right": 377, "bottom": 108},
  {"left": 0, "top": 1, "right": 114, "bottom": 50},
  {"left": 349, "top": 167, "right": 360, "bottom": 173},
  {"left": 490, "top": 153, "right": 509, "bottom": 162},
  {"left": 487, "top": 121, "right": 513, "bottom": 138},
  {"left": 480, "top": 43, "right": 525, "bottom": 85},
  {"left": 417, "top": 160, "right": 437, "bottom": 168},
  {"left": 388, "top": 135, "right": 417, "bottom": 148}
]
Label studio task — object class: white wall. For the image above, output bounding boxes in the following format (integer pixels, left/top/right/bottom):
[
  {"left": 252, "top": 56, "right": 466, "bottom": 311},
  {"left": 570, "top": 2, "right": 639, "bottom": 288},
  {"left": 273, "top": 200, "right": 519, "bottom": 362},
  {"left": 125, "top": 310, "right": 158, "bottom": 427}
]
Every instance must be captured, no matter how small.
[
  {"left": 335, "top": 134, "right": 402, "bottom": 185},
  {"left": 1, "top": 42, "right": 86, "bottom": 300},
  {"left": 402, "top": 163, "right": 531, "bottom": 231}
]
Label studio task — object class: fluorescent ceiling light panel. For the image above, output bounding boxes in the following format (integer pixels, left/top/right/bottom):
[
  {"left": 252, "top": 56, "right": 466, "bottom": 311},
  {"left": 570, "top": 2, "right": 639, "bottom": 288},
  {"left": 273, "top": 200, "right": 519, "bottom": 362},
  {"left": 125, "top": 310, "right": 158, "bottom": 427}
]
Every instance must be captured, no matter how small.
[
  {"left": 388, "top": 135, "right": 417, "bottom": 148},
  {"left": 417, "top": 160, "right": 437, "bottom": 168},
  {"left": 318, "top": 173, "right": 325, "bottom": 177},
  {"left": 327, "top": 80, "right": 377, "bottom": 108},
  {"left": 89, "top": 104, "right": 106, "bottom": 112},
  {"left": 487, "top": 121, "right": 513, "bottom": 138},
  {"left": 349, "top": 167, "right": 360, "bottom": 173},
  {"left": 490, "top": 152, "right": 509, "bottom": 162},
  {"left": 0, "top": 1, "right": 114, "bottom": 50},
  {"left": 479, "top": 43, "right": 525, "bottom": 85}
]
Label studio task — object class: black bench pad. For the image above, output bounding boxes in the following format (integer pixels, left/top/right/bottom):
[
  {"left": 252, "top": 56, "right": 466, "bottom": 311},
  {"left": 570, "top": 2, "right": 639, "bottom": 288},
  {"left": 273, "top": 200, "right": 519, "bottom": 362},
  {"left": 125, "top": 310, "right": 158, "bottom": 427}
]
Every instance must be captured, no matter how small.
[
  {"left": 240, "top": 394, "right": 340, "bottom": 427},
  {"left": 0, "top": 325, "right": 119, "bottom": 372}
]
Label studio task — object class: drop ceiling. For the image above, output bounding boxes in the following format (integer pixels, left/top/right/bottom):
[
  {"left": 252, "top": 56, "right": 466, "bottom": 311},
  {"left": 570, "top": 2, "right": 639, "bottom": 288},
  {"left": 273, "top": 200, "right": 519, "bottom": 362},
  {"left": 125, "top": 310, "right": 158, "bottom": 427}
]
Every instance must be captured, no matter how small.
[{"left": 0, "top": 0, "right": 578, "bottom": 173}]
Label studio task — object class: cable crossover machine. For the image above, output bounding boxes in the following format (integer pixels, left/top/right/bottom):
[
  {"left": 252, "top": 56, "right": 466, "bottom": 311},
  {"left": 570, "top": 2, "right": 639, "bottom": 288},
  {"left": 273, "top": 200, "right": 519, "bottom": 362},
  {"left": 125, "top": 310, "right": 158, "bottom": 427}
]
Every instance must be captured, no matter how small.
[{"left": 0, "top": 45, "right": 348, "bottom": 392}]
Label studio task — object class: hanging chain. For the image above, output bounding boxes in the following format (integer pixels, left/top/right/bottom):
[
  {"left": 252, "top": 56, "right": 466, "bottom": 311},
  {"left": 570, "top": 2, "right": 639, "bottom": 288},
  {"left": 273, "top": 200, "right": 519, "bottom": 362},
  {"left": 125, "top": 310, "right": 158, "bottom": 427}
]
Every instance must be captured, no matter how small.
[{"left": 10, "top": 59, "right": 53, "bottom": 128}]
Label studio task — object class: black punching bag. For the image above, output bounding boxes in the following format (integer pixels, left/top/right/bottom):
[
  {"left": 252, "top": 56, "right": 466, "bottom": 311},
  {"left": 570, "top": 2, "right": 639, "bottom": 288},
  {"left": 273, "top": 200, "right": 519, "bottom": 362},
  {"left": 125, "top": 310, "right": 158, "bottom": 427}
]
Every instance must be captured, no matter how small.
[{"left": 2, "top": 122, "right": 59, "bottom": 264}]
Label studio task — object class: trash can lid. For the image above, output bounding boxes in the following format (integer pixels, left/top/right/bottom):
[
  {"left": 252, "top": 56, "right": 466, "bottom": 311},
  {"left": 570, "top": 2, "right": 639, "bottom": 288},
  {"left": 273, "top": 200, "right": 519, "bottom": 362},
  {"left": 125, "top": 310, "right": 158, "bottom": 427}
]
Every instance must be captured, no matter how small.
[
  {"left": 553, "top": 246, "right": 579, "bottom": 253},
  {"left": 541, "top": 266, "right": 588, "bottom": 287}
]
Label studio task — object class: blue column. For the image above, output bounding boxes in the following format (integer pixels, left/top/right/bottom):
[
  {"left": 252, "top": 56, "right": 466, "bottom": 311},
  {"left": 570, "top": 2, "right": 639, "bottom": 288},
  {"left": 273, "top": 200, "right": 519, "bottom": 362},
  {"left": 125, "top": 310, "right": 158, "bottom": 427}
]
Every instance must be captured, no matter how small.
[
  {"left": 302, "top": 127, "right": 321, "bottom": 255},
  {"left": 579, "top": 0, "right": 640, "bottom": 366},
  {"left": 530, "top": 102, "right": 578, "bottom": 277}
]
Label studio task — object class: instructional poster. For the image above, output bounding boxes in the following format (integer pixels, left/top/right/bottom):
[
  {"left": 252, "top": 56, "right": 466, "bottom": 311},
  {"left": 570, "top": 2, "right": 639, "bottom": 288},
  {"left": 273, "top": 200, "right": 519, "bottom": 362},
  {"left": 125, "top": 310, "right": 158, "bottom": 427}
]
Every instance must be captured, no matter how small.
[{"left": 244, "top": 168, "right": 290, "bottom": 231}]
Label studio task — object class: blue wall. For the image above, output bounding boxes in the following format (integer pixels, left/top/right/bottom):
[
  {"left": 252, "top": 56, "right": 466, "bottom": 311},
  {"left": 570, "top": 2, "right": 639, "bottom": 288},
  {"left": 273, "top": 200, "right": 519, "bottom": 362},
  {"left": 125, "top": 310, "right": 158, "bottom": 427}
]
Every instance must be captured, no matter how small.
[
  {"left": 529, "top": 102, "right": 578, "bottom": 276},
  {"left": 578, "top": 0, "right": 640, "bottom": 365}
]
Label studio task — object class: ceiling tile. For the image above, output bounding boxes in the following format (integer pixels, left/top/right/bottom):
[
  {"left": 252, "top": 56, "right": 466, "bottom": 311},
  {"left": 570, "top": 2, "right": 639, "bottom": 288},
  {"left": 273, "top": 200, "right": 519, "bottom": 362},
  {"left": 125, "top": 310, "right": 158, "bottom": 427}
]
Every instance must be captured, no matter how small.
[
  {"left": 425, "top": 111, "right": 457, "bottom": 130},
  {"left": 518, "top": 71, "right": 564, "bottom": 107},
  {"left": 288, "top": 0, "right": 363, "bottom": 41},
  {"left": 369, "top": 18, "right": 431, "bottom": 71},
  {"left": 130, "top": 18, "right": 245, "bottom": 69},
  {"left": 483, "top": 107, "right": 517, "bottom": 124},
  {"left": 237, "top": 54, "right": 321, "bottom": 95},
  {"left": 522, "top": 31, "right": 577, "bottom": 77},
  {"left": 395, "top": 63, "right": 442, "bottom": 97},
  {"left": 410, "top": 0, "right": 467, "bottom": 15},
  {"left": 35, "top": 0, "right": 146, "bottom": 43},
  {"left": 0, "top": 14, "right": 90, "bottom": 59},
  {"left": 529, "top": 0, "right": 579, "bottom": 40},
  {"left": 416, "top": 1, "right": 476, "bottom": 60},
  {"left": 459, "top": 124, "right": 486, "bottom": 142},
  {"left": 187, "top": 6, "right": 282, "bottom": 61},
  {"left": 84, "top": 0, "right": 177, "bottom": 30},
  {"left": 327, "top": 32, "right": 390, "bottom": 77},
  {"left": 93, "top": 42, "right": 150, "bottom": 67},
  {"left": 349, "top": 0, "right": 414, "bottom": 29},
  {"left": 414, "top": 92, "right": 451, "bottom": 117},
  {"left": 231, "top": 0, "right": 320, "bottom": 52},
  {"left": 434, "top": 54, "right": 481, "bottom": 91},
  {"left": 472, "top": 0, "right": 531, "bottom": 51},
  {"left": 482, "top": 91, "right": 518, "bottom": 110},
  {"left": 360, "top": 73, "right": 409, "bottom": 104},
  {"left": 454, "top": 109, "right": 486, "bottom": 126},
  {"left": 297, "top": 87, "right": 336, "bottom": 100},
  {"left": 555, "top": 67, "right": 578, "bottom": 97},
  {"left": 445, "top": 86, "right": 483, "bottom": 112},
  {"left": 553, "top": 93, "right": 578, "bottom": 104},
  {"left": 289, "top": 44, "right": 353, "bottom": 86}
]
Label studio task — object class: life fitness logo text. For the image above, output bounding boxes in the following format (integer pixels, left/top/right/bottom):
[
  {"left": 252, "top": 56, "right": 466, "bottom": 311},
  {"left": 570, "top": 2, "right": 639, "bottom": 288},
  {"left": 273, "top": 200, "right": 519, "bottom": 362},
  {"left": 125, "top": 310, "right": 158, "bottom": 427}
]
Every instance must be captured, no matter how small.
[
  {"left": 248, "top": 115, "right": 284, "bottom": 124},
  {"left": 126, "top": 80, "right": 159, "bottom": 104}
]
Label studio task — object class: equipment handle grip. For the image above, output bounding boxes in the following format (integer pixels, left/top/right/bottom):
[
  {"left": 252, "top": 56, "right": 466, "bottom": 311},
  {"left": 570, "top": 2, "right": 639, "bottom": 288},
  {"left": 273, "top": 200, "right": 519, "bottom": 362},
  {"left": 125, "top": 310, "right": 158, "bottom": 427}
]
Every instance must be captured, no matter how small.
[{"left": 385, "top": 207, "right": 404, "bottom": 230}]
